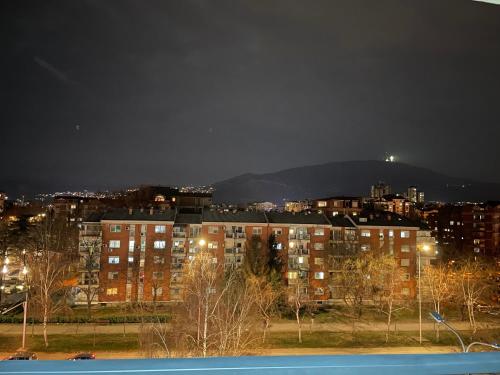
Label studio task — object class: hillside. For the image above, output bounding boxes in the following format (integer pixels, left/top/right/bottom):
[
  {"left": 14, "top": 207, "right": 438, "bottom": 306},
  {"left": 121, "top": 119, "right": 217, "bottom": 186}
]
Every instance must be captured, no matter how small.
[{"left": 212, "top": 160, "right": 500, "bottom": 204}]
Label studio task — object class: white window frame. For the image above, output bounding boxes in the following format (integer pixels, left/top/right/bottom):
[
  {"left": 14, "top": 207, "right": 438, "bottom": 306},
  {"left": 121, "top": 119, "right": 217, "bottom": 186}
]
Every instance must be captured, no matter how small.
[
  {"left": 154, "top": 240, "right": 166, "bottom": 249},
  {"left": 109, "top": 240, "right": 121, "bottom": 249},
  {"left": 155, "top": 225, "right": 166, "bottom": 233}
]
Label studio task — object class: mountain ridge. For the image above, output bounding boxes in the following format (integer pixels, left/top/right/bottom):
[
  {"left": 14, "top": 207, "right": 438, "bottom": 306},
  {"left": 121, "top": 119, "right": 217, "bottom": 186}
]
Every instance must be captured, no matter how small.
[{"left": 212, "top": 160, "right": 500, "bottom": 204}]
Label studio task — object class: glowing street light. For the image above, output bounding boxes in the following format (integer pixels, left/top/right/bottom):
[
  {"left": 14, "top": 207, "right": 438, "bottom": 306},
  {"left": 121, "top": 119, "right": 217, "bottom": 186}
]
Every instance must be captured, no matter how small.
[{"left": 198, "top": 239, "right": 206, "bottom": 247}]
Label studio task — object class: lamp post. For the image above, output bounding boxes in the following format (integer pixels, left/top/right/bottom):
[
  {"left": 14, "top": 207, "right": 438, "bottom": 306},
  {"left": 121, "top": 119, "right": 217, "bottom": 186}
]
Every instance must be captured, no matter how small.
[
  {"left": 21, "top": 249, "right": 28, "bottom": 349},
  {"left": 429, "top": 311, "right": 465, "bottom": 352},
  {"left": 418, "top": 244, "right": 430, "bottom": 344},
  {"left": 1, "top": 253, "right": 8, "bottom": 303},
  {"left": 466, "top": 342, "right": 500, "bottom": 352}
]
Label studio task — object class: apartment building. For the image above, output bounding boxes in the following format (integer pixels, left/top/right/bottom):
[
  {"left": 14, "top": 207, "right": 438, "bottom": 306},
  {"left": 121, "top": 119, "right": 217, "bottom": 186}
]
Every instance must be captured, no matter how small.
[
  {"left": 313, "top": 196, "right": 363, "bottom": 216},
  {"left": 350, "top": 212, "right": 434, "bottom": 298},
  {"left": 80, "top": 208, "right": 431, "bottom": 304},
  {"left": 436, "top": 202, "right": 500, "bottom": 259}
]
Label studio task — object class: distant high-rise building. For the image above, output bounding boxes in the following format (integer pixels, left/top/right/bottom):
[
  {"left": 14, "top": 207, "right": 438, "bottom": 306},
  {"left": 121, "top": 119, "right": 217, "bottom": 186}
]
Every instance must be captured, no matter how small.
[
  {"left": 417, "top": 191, "right": 425, "bottom": 204},
  {"left": 371, "top": 182, "right": 391, "bottom": 199},
  {"left": 408, "top": 186, "right": 418, "bottom": 203}
]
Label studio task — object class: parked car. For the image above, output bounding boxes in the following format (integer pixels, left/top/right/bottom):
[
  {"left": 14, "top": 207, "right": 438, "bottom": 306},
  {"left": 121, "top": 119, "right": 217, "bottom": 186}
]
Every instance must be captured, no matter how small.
[
  {"left": 67, "top": 352, "right": 96, "bottom": 360},
  {"left": 3, "top": 351, "right": 38, "bottom": 360}
]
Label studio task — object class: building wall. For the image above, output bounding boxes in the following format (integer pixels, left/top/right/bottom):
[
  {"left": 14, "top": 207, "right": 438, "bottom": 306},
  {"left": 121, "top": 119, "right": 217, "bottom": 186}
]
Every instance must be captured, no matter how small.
[{"left": 83, "top": 215, "right": 427, "bottom": 304}]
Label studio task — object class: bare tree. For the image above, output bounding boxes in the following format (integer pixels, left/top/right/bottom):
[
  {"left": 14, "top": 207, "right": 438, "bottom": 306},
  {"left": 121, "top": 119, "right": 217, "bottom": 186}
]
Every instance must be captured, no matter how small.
[
  {"left": 287, "top": 277, "right": 310, "bottom": 344},
  {"left": 175, "top": 250, "right": 234, "bottom": 357},
  {"left": 371, "top": 255, "right": 407, "bottom": 343},
  {"left": 454, "top": 259, "right": 493, "bottom": 334},
  {"left": 247, "top": 274, "right": 282, "bottom": 343},
  {"left": 79, "top": 236, "right": 101, "bottom": 319},
  {"left": 25, "top": 216, "right": 76, "bottom": 347},
  {"left": 213, "top": 272, "right": 256, "bottom": 356},
  {"left": 423, "top": 263, "right": 451, "bottom": 340}
]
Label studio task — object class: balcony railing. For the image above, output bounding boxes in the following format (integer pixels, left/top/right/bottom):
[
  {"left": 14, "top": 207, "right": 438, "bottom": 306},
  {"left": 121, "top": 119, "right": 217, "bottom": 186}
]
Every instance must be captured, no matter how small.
[
  {"left": 289, "top": 248, "right": 309, "bottom": 256},
  {"left": 2, "top": 353, "right": 499, "bottom": 374},
  {"left": 225, "top": 232, "right": 246, "bottom": 239},
  {"left": 171, "top": 263, "right": 183, "bottom": 270},
  {"left": 173, "top": 232, "right": 186, "bottom": 238},
  {"left": 172, "top": 248, "right": 185, "bottom": 255},
  {"left": 225, "top": 248, "right": 243, "bottom": 255},
  {"left": 289, "top": 234, "right": 310, "bottom": 240}
]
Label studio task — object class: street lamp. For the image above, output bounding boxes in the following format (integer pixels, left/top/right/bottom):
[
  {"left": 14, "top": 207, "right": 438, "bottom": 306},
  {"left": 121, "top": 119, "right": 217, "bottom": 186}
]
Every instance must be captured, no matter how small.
[
  {"left": 21, "top": 249, "right": 28, "bottom": 349},
  {"left": 466, "top": 342, "right": 500, "bottom": 352},
  {"left": 429, "top": 311, "right": 465, "bottom": 352},
  {"left": 418, "top": 244, "right": 430, "bottom": 344}
]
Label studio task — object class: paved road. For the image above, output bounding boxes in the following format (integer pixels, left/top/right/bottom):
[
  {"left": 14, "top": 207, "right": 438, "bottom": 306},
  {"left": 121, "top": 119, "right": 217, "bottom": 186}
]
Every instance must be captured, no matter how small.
[{"left": 0, "top": 320, "right": 498, "bottom": 335}]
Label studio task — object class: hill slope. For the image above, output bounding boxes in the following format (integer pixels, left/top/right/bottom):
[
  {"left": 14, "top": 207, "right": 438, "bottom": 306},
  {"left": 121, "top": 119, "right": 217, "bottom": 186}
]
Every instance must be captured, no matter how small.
[{"left": 212, "top": 160, "right": 500, "bottom": 204}]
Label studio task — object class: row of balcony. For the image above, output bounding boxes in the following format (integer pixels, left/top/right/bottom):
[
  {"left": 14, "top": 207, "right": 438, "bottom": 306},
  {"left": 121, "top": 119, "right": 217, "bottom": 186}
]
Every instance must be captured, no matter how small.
[{"left": 289, "top": 234, "right": 310, "bottom": 240}]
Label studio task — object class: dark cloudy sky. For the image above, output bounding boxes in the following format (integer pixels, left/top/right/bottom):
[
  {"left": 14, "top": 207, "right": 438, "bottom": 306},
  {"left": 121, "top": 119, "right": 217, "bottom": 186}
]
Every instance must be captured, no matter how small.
[{"left": 1, "top": 0, "right": 500, "bottom": 194}]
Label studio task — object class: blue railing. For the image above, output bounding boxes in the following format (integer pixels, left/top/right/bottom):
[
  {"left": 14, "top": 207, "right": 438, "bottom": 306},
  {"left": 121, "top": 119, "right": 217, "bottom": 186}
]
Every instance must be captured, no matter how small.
[{"left": 1, "top": 353, "right": 500, "bottom": 375}]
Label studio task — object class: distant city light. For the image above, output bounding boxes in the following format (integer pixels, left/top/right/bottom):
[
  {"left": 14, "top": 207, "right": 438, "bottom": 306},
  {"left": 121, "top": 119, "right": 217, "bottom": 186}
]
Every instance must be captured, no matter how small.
[{"left": 385, "top": 154, "right": 396, "bottom": 162}]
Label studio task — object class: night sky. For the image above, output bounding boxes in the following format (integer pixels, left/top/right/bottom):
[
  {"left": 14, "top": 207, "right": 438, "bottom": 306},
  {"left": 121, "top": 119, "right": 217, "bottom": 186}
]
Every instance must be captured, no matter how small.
[{"left": 2, "top": 1, "right": 500, "bottom": 194}]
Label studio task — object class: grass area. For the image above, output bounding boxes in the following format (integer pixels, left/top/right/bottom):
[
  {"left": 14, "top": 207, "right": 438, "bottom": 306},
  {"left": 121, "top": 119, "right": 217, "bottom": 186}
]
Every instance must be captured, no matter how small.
[
  {"left": 0, "top": 333, "right": 139, "bottom": 353},
  {"left": 310, "top": 304, "right": 499, "bottom": 325},
  {"left": 264, "top": 329, "right": 500, "bottom": 349},
  {"left": 1, "top": 328, "right": 499, "bottom": 354}
]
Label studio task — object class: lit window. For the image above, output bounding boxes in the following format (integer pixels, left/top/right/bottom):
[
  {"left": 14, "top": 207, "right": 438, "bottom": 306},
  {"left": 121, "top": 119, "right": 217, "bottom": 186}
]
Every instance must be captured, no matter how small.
[
  {"left": 153, "top": 256, "right": 164, "bottom": 264},
  {"left": 314, "top": 257, "right": 324, "bottom": 265},
  {"left": 155, "top": 225, "right": 166, "bottom": 233},
  {"left": 152, "top": 287, "right": 163, "bottom": 296},
  {"left": 106, "top": 288, "right": 118, "bottom": 296},
  {"left": 388, "top": 230, "right": 394, "bottom": 238},
  {"left": 272, "top": 228, "right": 282, "bottom": 235},
  {"left": 317, "top": 201, "right": 327, "bottom": 208},
  {"left": 108, "top": 256, "right": 120, "bottom": 264},
  {"left": 128, "top": 256, "right": 134, "bottom": 263},
  {"left": 401, "top": 245, "right": 410, "bottom": 253},
  {"left": 400, "top": 259, "right": 410, "bottom": 267},
  {"left": 110, "top": 224, "right": 121, "bottom": 233},
  {"left": 154, "top": 240, "right": 166, "bottom": 249},
  {"left": 288, "top": 271, "right": 298, "bottom": 280},
  {"left": 314, "top": 272, "right": 324, "bottom": 280},
  {"left": 401, "top": 273, "right": 410, "bottom": 281},
  {"left": 252, "top": 227, "right": 262, "bottom": 235},
  {"left": 361, "top": 244, "right": 370, "bottom": 251},
  {"left": 109, "top": 240, "right": 120, "bottom": 248},
  {"left": 361, "top": 230, "right": 371, "bottom": 237},
  {"left": 314, "top": 243, "right": 324, "bottom": 250},
  {"left": 298, "top": 256, "right": 304, "bottom": 264},
  {"left": 208, "top": 226, "right": 219, "bottom": 234},
  {"left": 401, "top": 231, "right": 410, "bottom": 238},
  {"left": 401, "top": 288, "right": 410, "bottom": 296},
  {"left": 108, "top": 272, "right": 119, "bottom": 280},
  {"left": 208, "top": 241, "right": 218, "bottom": 249},
  {"left": 128, "top": 240, "right": 135, "bottom": 251},
  {"left": 314, "top": 228, "right": 324, "bottom": 236},
  {"left": 450, "top": 221, "right": 454, "bottom": 226}
]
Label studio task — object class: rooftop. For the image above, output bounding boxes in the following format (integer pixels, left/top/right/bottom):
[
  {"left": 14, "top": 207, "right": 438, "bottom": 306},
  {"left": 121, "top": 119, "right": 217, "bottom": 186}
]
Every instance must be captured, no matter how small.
[
  {"left": 100, "top": 208, "right": 176, "bottom": 221},
  {"left": 266, "top": 211, "right": 330, "bottom": 225},
  {"left": 351, "top": 210, "right": 420, "bottom": 228}
]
